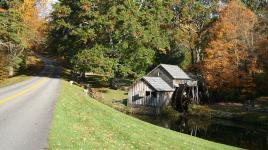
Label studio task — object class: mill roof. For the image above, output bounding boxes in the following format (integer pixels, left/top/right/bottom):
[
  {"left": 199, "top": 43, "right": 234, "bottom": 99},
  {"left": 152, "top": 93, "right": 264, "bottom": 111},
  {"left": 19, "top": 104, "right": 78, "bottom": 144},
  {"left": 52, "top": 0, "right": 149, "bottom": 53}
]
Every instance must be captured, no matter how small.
[
  {"left": 142, "top": 77, "right": 174, "bottom": 92},
  {"left": 158, "top": 64, "right": 191, "bottom": 80}
]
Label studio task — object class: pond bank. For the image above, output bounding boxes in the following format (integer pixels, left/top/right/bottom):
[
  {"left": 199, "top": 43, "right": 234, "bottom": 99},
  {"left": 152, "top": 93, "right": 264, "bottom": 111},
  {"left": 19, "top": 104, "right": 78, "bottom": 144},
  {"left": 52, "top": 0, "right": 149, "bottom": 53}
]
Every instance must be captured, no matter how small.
[
  {"left": 93, "top": 87, "right": 268, "bottom": 127},
  {"left": 133, "top": 114, "right": 268, "bottom": 150},
  {"left": 91, "top": 87, "right": 268, "bottom": 149},
  {"left": 190, "top": 102, "right": 268, "bottom": 127}
]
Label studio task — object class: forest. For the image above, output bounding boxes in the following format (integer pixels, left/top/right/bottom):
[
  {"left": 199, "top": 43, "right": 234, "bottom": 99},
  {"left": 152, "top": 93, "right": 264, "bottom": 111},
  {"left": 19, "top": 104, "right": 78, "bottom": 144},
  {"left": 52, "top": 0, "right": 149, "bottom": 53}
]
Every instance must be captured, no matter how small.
[
  {"left": 0, "top": 1, "right": 268, "bottom": 149},
  {"left": 0, "top": 0, "right": 46, "bottom": 78},
  {"left": 1, "top": 0, "right": 268, "bottom": 102}
]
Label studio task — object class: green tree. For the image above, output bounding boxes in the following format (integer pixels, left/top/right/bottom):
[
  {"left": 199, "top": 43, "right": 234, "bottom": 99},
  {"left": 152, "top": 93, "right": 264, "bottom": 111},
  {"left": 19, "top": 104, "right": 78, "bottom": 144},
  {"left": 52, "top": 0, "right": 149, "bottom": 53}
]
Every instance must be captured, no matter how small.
[
  {"left": 167, "top": 0, "right": 217, "bottom": 69},
  {"left": 0, "top": 0, "right": 47, "bottom": 77},
  {"left": 71, "top": 45, "right": 115, "bottom": 77},
  {"left": 49, "top": 0, "right": 174, "bottom": 78},
  {"left": 0, "top": 0, "right": 27, "bottom": 76}
]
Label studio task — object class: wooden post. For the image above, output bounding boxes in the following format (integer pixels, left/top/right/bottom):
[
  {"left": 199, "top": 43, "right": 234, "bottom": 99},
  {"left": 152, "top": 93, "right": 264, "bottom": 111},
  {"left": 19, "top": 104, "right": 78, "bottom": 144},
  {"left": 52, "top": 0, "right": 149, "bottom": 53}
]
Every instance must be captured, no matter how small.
[
  {"left": 196, "top": 86, "right": 199, "bottom": 104},
  {"left": 192, "top": 87, "right": 195, "bottom": 103}
]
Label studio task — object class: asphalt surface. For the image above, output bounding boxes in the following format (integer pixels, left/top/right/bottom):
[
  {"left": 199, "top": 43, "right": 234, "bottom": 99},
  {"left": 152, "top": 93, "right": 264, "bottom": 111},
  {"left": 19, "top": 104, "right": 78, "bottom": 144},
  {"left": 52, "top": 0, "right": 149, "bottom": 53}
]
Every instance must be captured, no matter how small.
[{"left": 0, "top": 55, "right": 61, "bottom": 150}]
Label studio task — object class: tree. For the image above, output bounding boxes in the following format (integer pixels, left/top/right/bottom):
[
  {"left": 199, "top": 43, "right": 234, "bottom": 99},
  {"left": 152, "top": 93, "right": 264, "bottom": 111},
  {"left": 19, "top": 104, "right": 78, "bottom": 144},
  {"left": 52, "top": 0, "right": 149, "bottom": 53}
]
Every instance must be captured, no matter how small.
[
  {"left": 49, "top": 0, "right": 174, "bottom": 79},
  {"left": 0, "top": 0, "right": 47, "bottom": 77},
  {"left": 0, "top": 0, "right": 27, "bottom": 76},
  {"left": 172, "top": 0, "right": 218, "bottom": 65},
  {"left": 202, "top": 0, "right": 258, "bottom": 100},
  {"left": 0, "top": 46, "right": 7, "bottom": 81},
  {"left": 21, "top": 0, "right": 46, "bottom": 50},
  {"left": 71, "top": 45, "right": 115, "bottom": 78},
  {"left": 256, "top": 5, "right": 268, "bottom": 94},
  {"left": 0, "top": 41, "right": 24, "bottom": 76},
  {"left": 241, "top": 0, "right": 268, "bottom": 11}
]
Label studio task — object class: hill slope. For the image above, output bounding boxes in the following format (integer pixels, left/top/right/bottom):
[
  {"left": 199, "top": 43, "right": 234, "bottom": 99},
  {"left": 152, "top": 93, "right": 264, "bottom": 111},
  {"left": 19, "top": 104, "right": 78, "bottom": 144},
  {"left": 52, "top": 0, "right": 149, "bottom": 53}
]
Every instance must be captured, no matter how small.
[{"left": 49, "top": 80, "right": 240, "bottom": 150}]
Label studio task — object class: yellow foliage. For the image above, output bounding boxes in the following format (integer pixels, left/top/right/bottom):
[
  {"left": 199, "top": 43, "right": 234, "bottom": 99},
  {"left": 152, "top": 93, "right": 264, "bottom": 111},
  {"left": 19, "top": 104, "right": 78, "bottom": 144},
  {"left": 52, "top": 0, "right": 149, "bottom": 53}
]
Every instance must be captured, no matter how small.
[{"left": 20, "top": 0, "right": 47, "bottom": 50}]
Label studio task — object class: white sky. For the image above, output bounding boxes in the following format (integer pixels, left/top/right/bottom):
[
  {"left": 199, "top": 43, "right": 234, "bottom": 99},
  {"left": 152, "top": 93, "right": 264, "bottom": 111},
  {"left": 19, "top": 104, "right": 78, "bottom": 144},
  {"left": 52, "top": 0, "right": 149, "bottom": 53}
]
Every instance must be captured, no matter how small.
[{"left": 38, "top": 0, "right": 58, "bottom": 18}]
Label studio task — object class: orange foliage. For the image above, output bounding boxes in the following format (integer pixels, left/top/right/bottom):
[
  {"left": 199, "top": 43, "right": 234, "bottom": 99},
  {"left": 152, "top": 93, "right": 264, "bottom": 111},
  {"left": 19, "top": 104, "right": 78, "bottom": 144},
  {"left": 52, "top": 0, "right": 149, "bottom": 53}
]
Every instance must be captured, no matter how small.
[
  {"left": 255, "top": 6, "right": 268, "bottom": 92},
  {"left": 257, "top": 38, "right": 268, "bottom": 69},
  {"left": 20, "top": 0, "right": 47, "bottom": 50},
  {"left": 202, "top": 0, "right": 257, "bottom": 95},
  {"left": 256, "top": 6, "right": 268, "bottom": 71},
  {"left": 0, "top": 8, "right": 6, "bottom": 13}
]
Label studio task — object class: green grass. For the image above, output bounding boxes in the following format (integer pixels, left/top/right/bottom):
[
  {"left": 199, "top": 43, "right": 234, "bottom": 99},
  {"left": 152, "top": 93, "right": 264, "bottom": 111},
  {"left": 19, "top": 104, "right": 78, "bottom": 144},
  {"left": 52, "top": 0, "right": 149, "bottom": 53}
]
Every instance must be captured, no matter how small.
[
  {"left": 95, "top": 88, "right": 129, "bottom": 113},
  {"left": 49, "top": 80, "right": 240, "bottom": 150},
  {"left": 94, "top": 88, "right": 127, "bottom": 106},
  {"left": 100, "top": 88, "right": 127, "bottom": 103}
]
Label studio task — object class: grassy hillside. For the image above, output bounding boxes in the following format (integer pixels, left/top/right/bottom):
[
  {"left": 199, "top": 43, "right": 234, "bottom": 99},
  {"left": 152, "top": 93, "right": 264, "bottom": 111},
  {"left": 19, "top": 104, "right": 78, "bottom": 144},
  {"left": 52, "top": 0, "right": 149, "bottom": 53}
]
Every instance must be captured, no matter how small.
[{"left": 49, "top": 80, "right": 241, "bottom": 150}]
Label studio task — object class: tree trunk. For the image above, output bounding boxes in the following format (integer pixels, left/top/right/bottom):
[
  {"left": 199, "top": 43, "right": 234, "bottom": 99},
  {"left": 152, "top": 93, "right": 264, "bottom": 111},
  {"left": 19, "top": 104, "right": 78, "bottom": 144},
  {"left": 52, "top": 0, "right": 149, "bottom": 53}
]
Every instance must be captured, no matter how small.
[
  {"left": 196, "top": 47, "right": 202, "bottom": 63},
  {"left": 9, "top": 66, "right": 14, "bottom": 76},
  {"left": 190, "top": 49, "right": 195, "bottom": 65}
]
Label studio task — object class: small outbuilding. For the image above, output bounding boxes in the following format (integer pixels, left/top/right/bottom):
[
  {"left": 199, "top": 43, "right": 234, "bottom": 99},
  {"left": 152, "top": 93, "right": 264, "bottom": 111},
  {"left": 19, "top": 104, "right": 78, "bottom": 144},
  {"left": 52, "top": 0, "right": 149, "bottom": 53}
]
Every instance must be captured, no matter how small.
[{"left": 128, "top": 77, "right": 174, "bottom": 107}]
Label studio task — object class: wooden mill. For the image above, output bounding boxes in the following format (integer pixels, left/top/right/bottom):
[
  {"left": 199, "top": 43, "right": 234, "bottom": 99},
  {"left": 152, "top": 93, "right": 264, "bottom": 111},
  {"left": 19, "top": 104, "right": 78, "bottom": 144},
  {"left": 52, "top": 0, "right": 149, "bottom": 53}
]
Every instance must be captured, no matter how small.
[{"left": 128, "top": 64, "right": 199, "bottom": 112}]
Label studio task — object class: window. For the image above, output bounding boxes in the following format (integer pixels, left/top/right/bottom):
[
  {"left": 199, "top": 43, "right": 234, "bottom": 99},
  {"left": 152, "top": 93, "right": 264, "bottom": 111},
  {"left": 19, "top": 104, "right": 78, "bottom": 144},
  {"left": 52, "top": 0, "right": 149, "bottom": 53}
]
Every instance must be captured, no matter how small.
[
  {"left": 146, "top": 91, "right": 157, "bottom": 98},
  {"left": 152, "top": 92, "right": 157, "bottom": 98}
]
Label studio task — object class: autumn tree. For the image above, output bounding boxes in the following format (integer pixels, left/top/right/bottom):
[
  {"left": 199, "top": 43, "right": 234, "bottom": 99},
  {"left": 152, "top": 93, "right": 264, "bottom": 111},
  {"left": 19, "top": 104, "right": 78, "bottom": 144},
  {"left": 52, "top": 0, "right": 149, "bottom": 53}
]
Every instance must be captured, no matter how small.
[
  {"left": 0, "top": 0, "right": 26, "bottom": 76},
  {"left": 0, "top": 0, "right": 48, "bottom": 77},
  {"left": 202, "top": 0, "right": 258, "bottom": 100},
  {"left": 256, "top": 5, "right": 268, "bottom": 94},
  {"left": 21, "top": 0, "right": 46, "bottom": 49},
  {"left": 256, "top": 5, "right": 268, "bottom": 65}
]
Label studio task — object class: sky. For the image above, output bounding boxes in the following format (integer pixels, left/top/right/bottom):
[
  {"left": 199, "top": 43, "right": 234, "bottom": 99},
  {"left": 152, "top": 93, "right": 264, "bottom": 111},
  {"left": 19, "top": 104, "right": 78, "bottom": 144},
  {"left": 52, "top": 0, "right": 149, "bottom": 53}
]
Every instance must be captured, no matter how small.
[{"left": 38, "top": 0, "right": 58, "bottom": 18}]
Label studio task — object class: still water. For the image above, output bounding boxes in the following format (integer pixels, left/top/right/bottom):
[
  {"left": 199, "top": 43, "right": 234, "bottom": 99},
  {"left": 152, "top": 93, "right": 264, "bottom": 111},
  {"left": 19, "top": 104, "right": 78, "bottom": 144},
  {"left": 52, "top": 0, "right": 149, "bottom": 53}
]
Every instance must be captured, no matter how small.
[{"left": 134, "top": 115, "right": 268, "bottom": 150}]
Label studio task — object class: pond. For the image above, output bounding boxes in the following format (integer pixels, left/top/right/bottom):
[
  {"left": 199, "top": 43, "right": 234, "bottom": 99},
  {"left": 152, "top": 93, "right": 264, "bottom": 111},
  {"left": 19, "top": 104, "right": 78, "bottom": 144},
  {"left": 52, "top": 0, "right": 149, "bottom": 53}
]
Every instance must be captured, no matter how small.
[{"left": 133, "top": 115, "right": 268, "bottom": 150}]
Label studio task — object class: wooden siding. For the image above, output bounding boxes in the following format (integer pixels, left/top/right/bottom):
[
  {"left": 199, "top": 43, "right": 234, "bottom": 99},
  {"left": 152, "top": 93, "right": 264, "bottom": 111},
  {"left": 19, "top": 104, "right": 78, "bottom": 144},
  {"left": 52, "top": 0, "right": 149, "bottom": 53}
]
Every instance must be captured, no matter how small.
[
  {"left": 173, "top": 79, "right": 189, "bottom": 87},
  {"left": 148, "top": 68, "right": 173, "bottom": 87},
  {"left": 158, "top": 92, "right": 173, "bottom": 106},
  {"left": 128, "top": 80, "right": 173, "bottom": 107},
  {"left": 128, "top": 80, "right": 152, "bottom": 106}
]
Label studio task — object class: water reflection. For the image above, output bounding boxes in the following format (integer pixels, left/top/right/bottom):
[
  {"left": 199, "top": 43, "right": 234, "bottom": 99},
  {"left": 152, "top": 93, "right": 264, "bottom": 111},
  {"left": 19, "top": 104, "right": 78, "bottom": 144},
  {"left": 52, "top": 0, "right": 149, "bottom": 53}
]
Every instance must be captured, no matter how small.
[{"left": 134, "top": 115, "right": 268, "bottom": 150}]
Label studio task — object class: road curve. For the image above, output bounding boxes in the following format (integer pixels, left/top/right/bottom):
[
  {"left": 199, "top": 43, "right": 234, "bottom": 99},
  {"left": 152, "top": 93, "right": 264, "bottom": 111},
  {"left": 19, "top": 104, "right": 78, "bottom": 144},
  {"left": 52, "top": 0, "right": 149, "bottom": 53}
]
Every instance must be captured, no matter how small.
[{"left": 0, "top": 55, "right": 61, "bottom": 150}]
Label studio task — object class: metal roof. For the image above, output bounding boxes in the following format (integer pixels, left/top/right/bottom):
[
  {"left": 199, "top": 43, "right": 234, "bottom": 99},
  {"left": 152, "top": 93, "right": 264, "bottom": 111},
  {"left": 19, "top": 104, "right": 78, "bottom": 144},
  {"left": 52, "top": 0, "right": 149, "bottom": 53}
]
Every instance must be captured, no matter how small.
[
  {"left": 160, "top": 64, "right": 191, "bottom": 80},
  {"left": 142, "top": 77, "right": 174, "bottom": 92}
]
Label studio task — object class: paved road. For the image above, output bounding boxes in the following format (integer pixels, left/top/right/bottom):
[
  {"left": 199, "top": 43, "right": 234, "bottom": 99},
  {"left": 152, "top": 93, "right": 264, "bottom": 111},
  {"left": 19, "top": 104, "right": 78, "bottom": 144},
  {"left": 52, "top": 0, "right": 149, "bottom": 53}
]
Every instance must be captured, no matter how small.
[{"left": 0, "top": 55, "right": 61, "bottom": 150}]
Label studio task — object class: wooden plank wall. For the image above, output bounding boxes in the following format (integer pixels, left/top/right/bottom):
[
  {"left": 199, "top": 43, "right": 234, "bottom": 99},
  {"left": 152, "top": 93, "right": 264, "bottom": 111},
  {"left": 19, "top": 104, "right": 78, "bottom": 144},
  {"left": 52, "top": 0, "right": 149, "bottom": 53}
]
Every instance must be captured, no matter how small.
[
  {"left": 148, "top": 68, "right": 173, "bottom": 87},
  {"left": 128, "top": 80, "right": 152, "bottom": 106},
  {"left": 128, "top": 80, "right": 173, "bottom": 107}
]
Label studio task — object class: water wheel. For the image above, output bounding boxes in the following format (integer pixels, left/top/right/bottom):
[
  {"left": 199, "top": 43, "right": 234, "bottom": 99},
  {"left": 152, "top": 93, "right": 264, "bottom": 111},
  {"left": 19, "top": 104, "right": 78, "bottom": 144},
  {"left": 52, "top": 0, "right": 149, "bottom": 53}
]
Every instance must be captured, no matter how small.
[{"left": 171, "top": 85, "right": 192, "bottom": 113}]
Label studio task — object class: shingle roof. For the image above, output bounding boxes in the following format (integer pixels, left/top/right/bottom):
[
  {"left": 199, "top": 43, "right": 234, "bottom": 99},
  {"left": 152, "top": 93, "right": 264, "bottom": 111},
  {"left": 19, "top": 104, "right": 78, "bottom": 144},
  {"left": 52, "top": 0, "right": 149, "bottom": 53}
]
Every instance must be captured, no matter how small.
[
  {"left": 160, "top": 64, "right": 191, "bottom": 80},
  {"left": 142, "top": 77, "right": 174, "bottom": 92}
]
